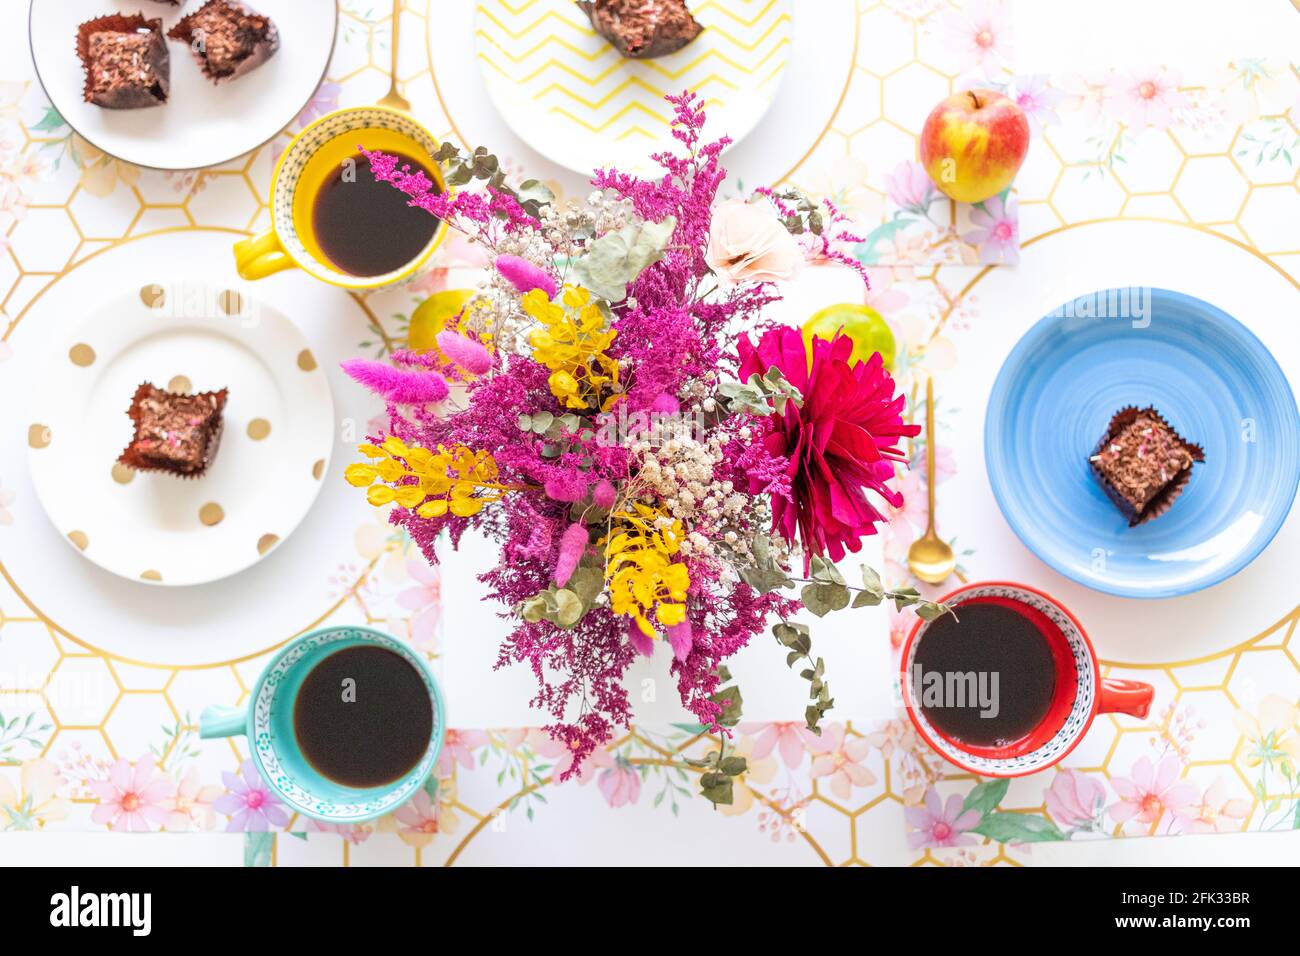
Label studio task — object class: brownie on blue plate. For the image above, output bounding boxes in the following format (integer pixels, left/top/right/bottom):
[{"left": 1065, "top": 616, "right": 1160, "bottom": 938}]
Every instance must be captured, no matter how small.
[{"left": 1090, "top": 406, "right": 1204, "bottom": 526}]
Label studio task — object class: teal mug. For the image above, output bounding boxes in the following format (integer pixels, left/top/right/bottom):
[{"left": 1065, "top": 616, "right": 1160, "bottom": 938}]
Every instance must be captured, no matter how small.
[{"left": 200, "top": 625, "right": 445, "bottom": 824}]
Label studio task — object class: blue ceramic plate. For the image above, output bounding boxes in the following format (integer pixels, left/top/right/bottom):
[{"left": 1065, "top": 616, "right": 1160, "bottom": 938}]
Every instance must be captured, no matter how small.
[{"left": 985, "top": 288, "right": 1299, "bottom": 598}]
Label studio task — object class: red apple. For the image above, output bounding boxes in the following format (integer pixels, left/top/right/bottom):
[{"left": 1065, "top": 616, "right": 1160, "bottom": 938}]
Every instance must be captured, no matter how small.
[{"left": 919, "top": 89, "right": 1029, "bottom": 204}]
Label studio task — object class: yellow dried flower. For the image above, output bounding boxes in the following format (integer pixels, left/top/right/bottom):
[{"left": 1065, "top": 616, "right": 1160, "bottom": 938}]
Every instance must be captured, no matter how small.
[
  {"left": 349, "top": 439, "right": 516, "bottom": 519},
  {"left": 522, "top": 285, "right": 621, "bottom": 412},
  {"left": 603, "top": 503, "right": 690, "bottom": 638}
]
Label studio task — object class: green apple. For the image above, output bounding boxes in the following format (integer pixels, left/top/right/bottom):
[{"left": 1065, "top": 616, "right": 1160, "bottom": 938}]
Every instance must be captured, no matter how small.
[{"left": 802, "top": 303, "right": 896, "bottom": 371}]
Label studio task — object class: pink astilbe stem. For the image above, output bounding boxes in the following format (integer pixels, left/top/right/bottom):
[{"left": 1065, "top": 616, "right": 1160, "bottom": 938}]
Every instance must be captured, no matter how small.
[
  {"left": 360, "top": 148, "right": 541, "bottom": 239},
  {"left": 362, "top": 148, "right": 438, "bottom": 207},
  {"left": 340, "top": 358, "right": 448, "bottom": 405}
]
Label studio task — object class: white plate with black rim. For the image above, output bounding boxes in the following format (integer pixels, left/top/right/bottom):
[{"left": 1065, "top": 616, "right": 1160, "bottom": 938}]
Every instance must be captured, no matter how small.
[
  {"left": 26, "top": 281, "right": 335, "bottom": 586},
  {"left": 29, "top": 0, "right": 337, "bottom": 170}
]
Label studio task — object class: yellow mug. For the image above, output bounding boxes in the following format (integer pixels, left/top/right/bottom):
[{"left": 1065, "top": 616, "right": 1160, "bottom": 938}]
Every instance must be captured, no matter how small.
[{"left": 234, "top": 106, "right": 449, "bottom": 290}]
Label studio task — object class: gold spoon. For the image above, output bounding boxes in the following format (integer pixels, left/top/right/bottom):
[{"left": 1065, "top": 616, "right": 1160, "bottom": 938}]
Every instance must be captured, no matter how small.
[
  {"left": 376, "top": 1, "right": 412, "bottom": 112},
  {"left": 907, "top": 376, "right": 957, "bottom": 585}
]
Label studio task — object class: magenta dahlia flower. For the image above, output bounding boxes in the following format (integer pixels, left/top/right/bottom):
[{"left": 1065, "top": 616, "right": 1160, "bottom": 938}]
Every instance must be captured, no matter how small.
[{"left": 737, "top": 326, "right": 918, "bottom": 567}]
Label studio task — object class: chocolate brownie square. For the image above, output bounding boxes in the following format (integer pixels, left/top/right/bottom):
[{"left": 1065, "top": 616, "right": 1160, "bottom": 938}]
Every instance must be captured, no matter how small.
[
  {"left": 1090, "top": 406, "right": 1204, "bottom": 526},
  {"left": 577, "top": 0, "right": 703, "bottom": 59},
  {"left": 77, "top": 14, "right": 171, "bottom": 109},
  {"left": 168, "top": 0, "right": 279, "bottom": 83},
  {"left": 118, "top": 383, "right": 229, "bottom": 478}
]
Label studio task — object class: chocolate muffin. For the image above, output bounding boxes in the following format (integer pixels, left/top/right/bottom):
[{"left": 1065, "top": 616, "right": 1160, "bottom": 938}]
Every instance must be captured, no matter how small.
[
  {"left": 118, "top": 383, "right": 229, "bottom": 478},
  {"left": 577, "top": 0, "right": 703, "bottom": 59},
  {"left": 1090, "top": 406, "right": 1204, "bottom": 526},
  {"left": 168, "top": 0, "right": 280, "bottom": 83},
  {"left": 77, "top": 14, "right": 171, "bottom": 109}
]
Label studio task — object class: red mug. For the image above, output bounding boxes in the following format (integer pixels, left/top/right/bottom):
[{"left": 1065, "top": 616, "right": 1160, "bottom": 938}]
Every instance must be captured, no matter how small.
[{"left": 900, "top": 581, "right": 1153, "bottom": 777}]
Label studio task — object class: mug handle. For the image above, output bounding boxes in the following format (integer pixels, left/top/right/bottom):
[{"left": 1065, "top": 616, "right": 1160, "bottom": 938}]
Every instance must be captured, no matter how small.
[
  {"left": 1097, "top": 678, "right": 1153, "bottom": 719},
  {"left": 234, "top": 230, "right": 295, "bottom": 280},
  {"left": 199, "top": 705, "right": 248, "bottom": 739}
]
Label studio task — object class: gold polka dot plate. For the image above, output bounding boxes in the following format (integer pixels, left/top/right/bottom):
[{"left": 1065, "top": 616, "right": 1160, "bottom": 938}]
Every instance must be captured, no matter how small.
[
  {"left": 26, "top": 281, "right": 335, "bottom": 586},
  {"left": 473, "top": 0, "right": 793, "bottom": 174},
  {"left": 28, "top": 0, "right": 338, "bottom": 170}
]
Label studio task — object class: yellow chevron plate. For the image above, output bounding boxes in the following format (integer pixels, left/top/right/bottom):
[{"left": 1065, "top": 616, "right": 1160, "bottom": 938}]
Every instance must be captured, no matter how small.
[{"left": 474, "top": 0, "right": 793, "bottom": 172}]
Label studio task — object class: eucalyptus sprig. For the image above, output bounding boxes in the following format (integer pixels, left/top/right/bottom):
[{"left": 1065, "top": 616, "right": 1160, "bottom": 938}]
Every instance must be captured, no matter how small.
[
  {"left": 432, "top": 142, "right": 555, "bottom": 219},
  {"left": 737, "top": 554, "right": 955, "bottom": 734},
  {"left": 766, "top": 186, "right": 826, "bottom": 237},
  {"left": 790, "top": 559, "right": 954, "bottom": 734},
  {"left": 773, "top": 620, "right": 833, "bottom": 734},
  {"left": 687, "top": 666, "right": 747, "bottom": 808},
  {"left": 740, "top": 553, "right": 955, "bottom": 622},
  {"left": 799, "top": 557, "right": 955, "bottom": 622},
  {"left": 717, "top": 366, "right": 804, "bottom": 416},
  {"left": 516, "top": 410, "right": 595, "bottom": 461},
  {"left": 516, "top": 564, "right": 603, "bottom": 629},
  {"left": 572, "top": 216, "right": 677, "bottom": 302}
]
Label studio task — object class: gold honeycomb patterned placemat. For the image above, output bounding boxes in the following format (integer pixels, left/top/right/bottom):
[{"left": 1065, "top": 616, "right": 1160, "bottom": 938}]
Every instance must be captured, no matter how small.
[{"left": 0, "top": 1, "right": 1297, "bottom": 865}]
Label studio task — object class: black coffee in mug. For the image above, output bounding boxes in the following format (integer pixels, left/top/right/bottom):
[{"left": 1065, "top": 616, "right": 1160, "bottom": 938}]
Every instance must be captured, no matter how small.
[
  {"left": 312, "top": 152, "right": 441, "bottom": 277},
  {"left": 293, "top": 645, "right": 434, "bottom": 788},
  {"left": 910, "top": 601, "right": 1058, "bottom": 748}
]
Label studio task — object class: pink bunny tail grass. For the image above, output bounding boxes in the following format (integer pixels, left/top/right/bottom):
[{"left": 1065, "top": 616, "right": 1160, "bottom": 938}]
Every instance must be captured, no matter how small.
[
  {"left": 592, "top": 479, "right": 617, "bottom": 509},
  {"left": 665, "top": 621, "right": 693, "bottom": 662},
  {"left": 627, "top": 619, "right": 655, "bottom": 657},
  {"left": 340, "top": 358, "right": 406, "bottom": 396},
  {"left": 554, "top": 522, "right": 589, "bottom": 587},
  {"left": 435, "top": 330, "right": 492, "bottom": 376},
  {"left": 649, "top": 392, "right": 680, "bottom": 414},
  {"left": 544, "top": 474, "right": 589, "bottom": 503},
  {"left": 383, "top": 372, "right": 450, "bottom": 405},
  {"left": 340, "top": 358, "right": 449, "bottom": 405},
  {"left": 496, "top": 254, "right": 557, "bottom": 299}
]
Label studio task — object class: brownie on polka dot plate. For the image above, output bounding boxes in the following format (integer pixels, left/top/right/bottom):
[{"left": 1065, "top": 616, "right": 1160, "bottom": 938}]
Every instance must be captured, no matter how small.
[{"left": 118, "top": 383, "right": 229, "bottom": 478}]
